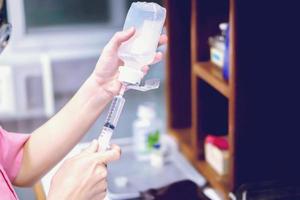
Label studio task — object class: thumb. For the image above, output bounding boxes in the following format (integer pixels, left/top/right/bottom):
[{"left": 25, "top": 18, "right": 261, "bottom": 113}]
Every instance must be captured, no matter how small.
[
  {"left": 108, "top": 27, "right": 135, "bottom": 50},
  {"left": 83, "top": 139, "right": 99, "bottom": 154},
  {"left": 93, "top": 144, "right": 121, "bottom": 165}
]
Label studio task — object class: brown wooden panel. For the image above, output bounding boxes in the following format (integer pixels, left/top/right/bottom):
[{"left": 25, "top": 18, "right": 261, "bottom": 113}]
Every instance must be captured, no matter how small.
[
  {"left": 196, "top": 160, "right": 230, "bottom": 199},
  {"left": 228, "top": 0, "right": 237, "bottom": 191},
  {"left": 165, "top": 0, "right": 192, "bottom": 129}
]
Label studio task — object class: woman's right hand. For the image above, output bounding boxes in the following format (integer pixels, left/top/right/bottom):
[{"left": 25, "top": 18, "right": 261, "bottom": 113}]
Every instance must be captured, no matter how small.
[{"left": 47, "top": 140, "right": 121, "bottom": 200}]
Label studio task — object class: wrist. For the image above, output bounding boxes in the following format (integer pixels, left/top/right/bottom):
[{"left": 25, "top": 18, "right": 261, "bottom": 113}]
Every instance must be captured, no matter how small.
[
  {"left": 90, "top": 72, "right": 107, "bottom": 86},
  {"left": 86, "top": 74, "right": 115, "bottom": 101},
  {"left": 88, "top": 73, "right": 121, "bottom": 99}
]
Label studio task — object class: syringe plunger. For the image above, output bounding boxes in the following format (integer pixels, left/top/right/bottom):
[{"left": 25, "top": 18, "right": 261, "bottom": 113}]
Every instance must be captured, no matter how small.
[{"left": 98, "top": 95, "right": 125, "bottom": 152}]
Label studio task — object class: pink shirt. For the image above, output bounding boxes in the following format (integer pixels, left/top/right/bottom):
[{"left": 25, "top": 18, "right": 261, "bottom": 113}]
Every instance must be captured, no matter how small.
[{"left": 0, "top": 127, "right": 30, "bottom": 200}]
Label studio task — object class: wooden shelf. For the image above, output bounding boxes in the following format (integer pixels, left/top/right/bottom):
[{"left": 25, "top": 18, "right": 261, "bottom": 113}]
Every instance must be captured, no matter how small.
[
  {"left": 193, "top": 62, "right": 229, "bottom": 98},
  {"left": 165, "top": 0, "right": 300, "bottom": 198},
  {"left": 196, "top": 160, "right": 230, "bottom": 198},
  {"left": 170, "top": 128, "right": 230, "bottom": 197},
  {"left": 169, "top": 128, "right": 195, "bottom": 161}
]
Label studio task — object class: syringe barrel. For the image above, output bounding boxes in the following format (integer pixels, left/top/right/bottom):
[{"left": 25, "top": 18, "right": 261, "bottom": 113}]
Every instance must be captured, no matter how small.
[
  {"left": 98, "top": 95, "right": 126, "bottom": 152},
  {"left": 105, "top": 95, "right": 126, "bottom": 127},
  {"left": 98, "top": 126, "right": 114, "bottom": 152}
]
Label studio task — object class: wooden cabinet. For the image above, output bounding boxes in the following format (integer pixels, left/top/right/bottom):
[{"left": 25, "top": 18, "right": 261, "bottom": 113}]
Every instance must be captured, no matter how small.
[{"left": 165, "top": 0, "right": 300, "bottom": 198}]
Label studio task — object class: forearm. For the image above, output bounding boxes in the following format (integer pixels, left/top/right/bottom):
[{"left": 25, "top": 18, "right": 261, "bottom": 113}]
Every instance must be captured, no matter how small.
[{"left": 14, "top": 75, "right": 113, "bottom": 186}]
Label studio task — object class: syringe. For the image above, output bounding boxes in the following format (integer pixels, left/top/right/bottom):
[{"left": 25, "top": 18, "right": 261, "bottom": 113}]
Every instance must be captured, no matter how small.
[
  {"left": 97, "top": 85, "right": 126, "bottom": 152},
  {"left": 97, "top": 79, "right": 160, "bottom": 152}
]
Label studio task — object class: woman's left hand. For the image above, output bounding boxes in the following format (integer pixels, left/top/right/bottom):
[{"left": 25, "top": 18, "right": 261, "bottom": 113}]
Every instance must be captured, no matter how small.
[{"left": 92, "top": 27, "right": 168, "bottom": 98}]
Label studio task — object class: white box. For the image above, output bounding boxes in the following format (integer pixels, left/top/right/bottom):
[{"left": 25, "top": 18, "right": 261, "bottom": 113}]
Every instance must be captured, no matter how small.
[{"left": 205, "top": 143, "right": 229, "bottom": 175}]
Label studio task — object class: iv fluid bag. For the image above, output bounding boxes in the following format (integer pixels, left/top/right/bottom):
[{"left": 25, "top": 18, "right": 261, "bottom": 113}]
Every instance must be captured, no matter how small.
[{"left": 118, "top": 2, "right": 166, "bottom": 69}]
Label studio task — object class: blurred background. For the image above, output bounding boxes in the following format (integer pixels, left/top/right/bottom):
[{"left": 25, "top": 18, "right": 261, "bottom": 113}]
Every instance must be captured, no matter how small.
[{"left": 0, "top": 0, "right": 164, "bottom": 198}]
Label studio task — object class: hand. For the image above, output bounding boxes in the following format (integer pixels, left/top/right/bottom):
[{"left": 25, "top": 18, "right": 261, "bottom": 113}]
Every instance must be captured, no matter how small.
[
  {"left": 47, "top": 140, "right": 121, "bottom": 200},
  {"left": 92, "top": 27, "right": 168, "bottom": 97}
]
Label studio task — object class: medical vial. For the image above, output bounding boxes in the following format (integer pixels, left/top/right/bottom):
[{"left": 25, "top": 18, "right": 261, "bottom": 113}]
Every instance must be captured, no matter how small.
[
  {"left": 133, "top": 102, "right": 161, "bottom": 160},
  {"left": 150, "top": 143, "right": 164, "bottom": 168},
  {"left": 118, "top": 2, "right": 166, "bottom": 85}
]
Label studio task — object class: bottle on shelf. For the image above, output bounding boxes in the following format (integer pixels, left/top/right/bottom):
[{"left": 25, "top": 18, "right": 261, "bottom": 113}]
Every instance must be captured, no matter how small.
[
  {"left": 208, "top": 22, "right": 228, "bottom": 69},
  {"left": 207, "top": 23, "right": 228, "bottom": 66}
]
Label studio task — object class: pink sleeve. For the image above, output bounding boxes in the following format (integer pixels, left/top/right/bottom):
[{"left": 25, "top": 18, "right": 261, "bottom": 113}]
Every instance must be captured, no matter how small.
[{"left": 0, "top": 127, "right": 30, "bottom": 182}]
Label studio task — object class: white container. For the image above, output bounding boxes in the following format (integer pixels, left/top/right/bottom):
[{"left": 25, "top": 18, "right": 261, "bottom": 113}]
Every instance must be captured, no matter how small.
[
  {"left": 205, "top": 143, "right": 229, "bottom": 175},
  {"left": 118, "top": 2, "right": 166, "bottom": 85},
  {"left": 133, "top": 103, "right": 161, "bottom": 160},
  {"left": 150, "top": 143, "right": 164, "bottom": 168}
]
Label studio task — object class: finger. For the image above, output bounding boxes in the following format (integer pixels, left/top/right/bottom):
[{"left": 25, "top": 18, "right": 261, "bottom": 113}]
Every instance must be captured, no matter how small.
[
  {"left": 141, "top": 52, "right": 163, "bottom": 76},
  {"left": 108, "top": 27, "right": 135, "bottom": 50},
  {"left": 90, "top": 192, "right": 106, "bottom": 200},
  {"left": 93, "top": 177, "right": 107, "bottom": 190},
  {"left": 83, "top": 139, "right": 99, "bottom": 154},
  {"left": 110, "top": 144, "right": 122, "bottom": 156},
  {"left": 99, "top": 193, "right": 107, "bottom": 200},
  {"left": 90, "top": 182, "right": 107, "bottom": 200},
  {"left": 158, "top": 34, "right": 168, "bottom": 46},
  {"left": 93, "top": 145, "right": 121, "bottom": 164},
  {"left": 88, "top": 166, "right": 107, "bottom": 193},
  {"left": 94, "top": 165, "right": 108, "bottom": 181},
  {"left": 151, "top": 52, "right": 163, "bottom": 65},
  {"left": 141, "top": 66, "right": 150, "bottom": 75}
]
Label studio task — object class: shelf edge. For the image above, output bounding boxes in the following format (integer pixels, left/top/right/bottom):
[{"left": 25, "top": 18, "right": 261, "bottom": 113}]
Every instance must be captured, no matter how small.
[{"left": 193, "top": 62, "right": 229, "bottom": 98}]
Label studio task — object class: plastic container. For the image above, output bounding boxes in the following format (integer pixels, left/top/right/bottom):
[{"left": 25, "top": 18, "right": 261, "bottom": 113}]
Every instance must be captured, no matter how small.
[
  {"left": 150, "top": 143, "right": 164, "bottom": 168},
  {"left": 208, "top": 22, "right": 228, "bottom": 68},
  {"left": 118, "top": 2, "right": 166, "bottom": 85},
  {"left": 204, "top": 135, "right": 229, "bottom": 175},
  {"left": 132, "top": 102, "right": 161, "bottom": 160}
]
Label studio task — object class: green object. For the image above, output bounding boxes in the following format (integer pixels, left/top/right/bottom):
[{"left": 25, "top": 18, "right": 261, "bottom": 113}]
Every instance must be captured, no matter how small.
[{"left": 147, "top": 130, "right": 160, "bottom": 150}]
